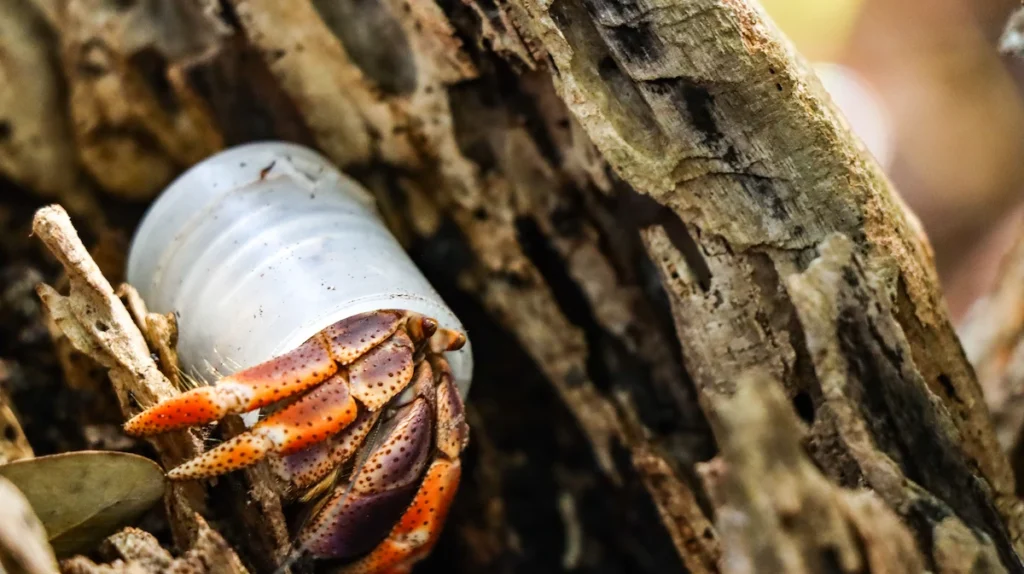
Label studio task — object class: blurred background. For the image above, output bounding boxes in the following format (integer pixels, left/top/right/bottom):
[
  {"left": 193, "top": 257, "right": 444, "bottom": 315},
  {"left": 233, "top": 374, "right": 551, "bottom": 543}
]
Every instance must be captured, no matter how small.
[{"left": 762, "top": 0, "right": 1024, "bottom": 321}]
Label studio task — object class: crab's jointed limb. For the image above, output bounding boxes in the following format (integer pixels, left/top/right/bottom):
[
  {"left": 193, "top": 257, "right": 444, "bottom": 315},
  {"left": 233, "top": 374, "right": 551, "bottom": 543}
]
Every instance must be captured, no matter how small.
[
  {"left": 298, "top": 355, "right": 468, "bottom": 572},
  {"left": 122, "top": 309, "right": 469, "bottom": 573},
  {"left": 329, "top": 356, "right": 467, "bottom": 574}
]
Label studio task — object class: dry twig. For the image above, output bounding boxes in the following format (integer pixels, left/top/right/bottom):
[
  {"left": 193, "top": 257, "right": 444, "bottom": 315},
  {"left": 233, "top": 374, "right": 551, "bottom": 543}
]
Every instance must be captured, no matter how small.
[{"left": 31, "top": 205, "right": 288, "bottom": 572}]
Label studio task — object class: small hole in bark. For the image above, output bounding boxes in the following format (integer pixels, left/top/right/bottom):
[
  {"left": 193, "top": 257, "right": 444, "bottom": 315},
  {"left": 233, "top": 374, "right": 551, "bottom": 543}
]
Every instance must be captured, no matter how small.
[
  {"left": 792, "top": 391, "right": 814, "bottom": 424},
  {"left": 95, "top": 321, "right": 110, "bottom": 332},
  {"left": 128, "top": 48, "right": 179, "bottom": 114},
  {"left": 78, "top": 40, "right": 112, "bottom": 78},
  {"left": 4, "top": 425, "right": 17, "bottom": 441},
  {"left": 0, "top": 120, "right": 11, "bottom": 141},
  {"left": 937, "top": 373, "right": 958, "bottom": 402}
]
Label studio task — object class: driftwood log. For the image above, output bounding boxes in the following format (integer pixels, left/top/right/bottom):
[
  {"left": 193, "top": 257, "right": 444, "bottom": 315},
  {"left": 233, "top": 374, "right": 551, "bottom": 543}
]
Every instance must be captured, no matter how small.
[{"left": 2, "top": 0, "right": 1023, "bottom": 572}]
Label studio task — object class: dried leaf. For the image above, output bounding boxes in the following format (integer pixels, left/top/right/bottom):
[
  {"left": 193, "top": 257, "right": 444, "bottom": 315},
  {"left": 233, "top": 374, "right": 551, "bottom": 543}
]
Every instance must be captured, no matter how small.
[
  {"left": 0, "top": 475, "right": 59, "bottom": 574},
  {"left": 0, "top": 451, "right": 165, "bottom": 557}
]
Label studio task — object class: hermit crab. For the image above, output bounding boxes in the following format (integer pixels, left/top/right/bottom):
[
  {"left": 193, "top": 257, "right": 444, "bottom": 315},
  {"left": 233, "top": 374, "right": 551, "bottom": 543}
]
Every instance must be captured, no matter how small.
[
  {"left": 122, "top": 143, "right": 473, "bottom": 572},
  {"left": 125, "top": 310, "right": 468, "bottom": 571}
]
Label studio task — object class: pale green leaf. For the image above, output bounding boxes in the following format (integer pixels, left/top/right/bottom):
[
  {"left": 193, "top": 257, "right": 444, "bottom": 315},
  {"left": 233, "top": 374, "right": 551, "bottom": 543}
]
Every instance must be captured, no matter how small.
[{"left": 0, "top": 451, "right": 166, "bottom": 557}]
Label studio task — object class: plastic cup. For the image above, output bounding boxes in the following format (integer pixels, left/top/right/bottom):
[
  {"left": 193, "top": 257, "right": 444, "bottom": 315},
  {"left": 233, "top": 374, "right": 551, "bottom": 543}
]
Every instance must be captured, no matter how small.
[{"left": 126, "top": 142, "right": 472, "bottom": 402}]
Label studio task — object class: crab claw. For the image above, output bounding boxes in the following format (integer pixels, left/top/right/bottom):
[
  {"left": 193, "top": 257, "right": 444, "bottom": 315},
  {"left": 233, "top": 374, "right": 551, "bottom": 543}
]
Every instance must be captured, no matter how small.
[
  {"left": 338, "top": 459, "right": 462, "bottom": 574},
  {"left": 298, "top": 356, "right": 468, "bottom": 573},
  {"left": 123, "top": 310, "right": 417, "bottom": 437},
  {"left": 123, "top": 336, "right": 339, "bottom": 436},
  {"left": 299, "top": 394, "right": 435, "bottom": 558}
]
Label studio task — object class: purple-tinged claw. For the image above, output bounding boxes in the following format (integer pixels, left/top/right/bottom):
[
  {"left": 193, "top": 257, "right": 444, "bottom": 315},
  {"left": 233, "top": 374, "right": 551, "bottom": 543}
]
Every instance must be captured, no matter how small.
[
  {"left": 355, "top": 399, "right": 432, "bottom": 492},
  {"left": 298, "top": 396, "right": 434, "bottom": 559},
  {"left": 303, "top": 480, "right": 420, "bottom": 559}
]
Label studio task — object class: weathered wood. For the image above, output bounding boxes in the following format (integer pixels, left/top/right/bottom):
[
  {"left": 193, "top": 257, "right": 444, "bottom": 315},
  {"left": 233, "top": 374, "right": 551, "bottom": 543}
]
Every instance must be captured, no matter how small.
[
  {"left": 961, "top": 224, "right": 1024, "bottom": 492},
  {"left": 31, "top": 207, "right": 284, "bottom": 572},
  {"left": 495, "top": 0, "right": 1023, "bottom": 570},
  {"left": 699, "top": 368, "right": 926, "bottom": 574},
  {"left": 3, "top": 0, "right": 1021, "bottom": 571}
]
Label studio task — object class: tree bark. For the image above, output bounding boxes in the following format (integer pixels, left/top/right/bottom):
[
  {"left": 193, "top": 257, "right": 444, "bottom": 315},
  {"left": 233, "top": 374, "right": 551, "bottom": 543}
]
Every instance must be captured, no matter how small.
[{"left": 1, "top": 0, "right": 1021, "bottom": 572}]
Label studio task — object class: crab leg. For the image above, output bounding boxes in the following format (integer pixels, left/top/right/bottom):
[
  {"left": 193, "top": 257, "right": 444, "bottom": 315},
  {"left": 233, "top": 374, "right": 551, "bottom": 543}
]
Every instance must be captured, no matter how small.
[
  {"left": 123, "top": 336, "right": 338, "bottom": 436},
  {"left": 123, "top": 310, "right": 419, "bottom": 436},
  {"left": 165, "top": 372, "right": 359, "bottom": 479},
  {"left": 340, "top": 459, "right": 462, "bottom": 574},
  {"left": 271, "top": 359, "right": 435, "bottom": 490},
  {"left": 165, "top": 329, "right": 423, "bottom": 481},
  {"left": 270, "top": 409, "right": 382, "bottom": 491},
  {"left": 299, "top": 394, "right": 435, "bottom": 558},
  {"left": 337, "top": 357, "right": 468, "bottom": 573}
]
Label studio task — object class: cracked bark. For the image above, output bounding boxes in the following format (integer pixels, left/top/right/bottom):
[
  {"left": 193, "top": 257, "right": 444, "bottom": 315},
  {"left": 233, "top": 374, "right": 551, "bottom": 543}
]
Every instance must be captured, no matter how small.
[{"left": 2, "top": 0, "right": 1020, "bottom": 572}]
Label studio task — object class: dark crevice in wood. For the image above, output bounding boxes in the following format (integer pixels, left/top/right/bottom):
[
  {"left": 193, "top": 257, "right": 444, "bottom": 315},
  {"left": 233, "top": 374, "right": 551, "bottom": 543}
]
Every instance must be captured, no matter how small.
[
  {"left": 902, "top": 497, "right": 951, "bottom": 571},
  {"left": 515, "top": 214, "right": 629, "bottom": 393},
  {"left": 182, "top": 36, "right": 318, "bottom": 147},
  {"left": 835, "top": 288, "right": 1024, "bottom": 572},
  {"left": 645, "top": 78, "right": 723, "bottom": 148},
  {"left": 407, "top": 218, "right": 690, "bottom": 573},
  {"left": 792, "top": 391, "right": 814, "bottom": 425},
  {"left": 127, "top": 48, "right": 179, "bottom": 115},
  {"left": 618, "top": 189, "right": 712, "bottom": 293},
  {"left": 311, "top": 0, "right": 418, "bottom": 97},
  {"left": 515, "top": 208, "right": 713, "bottom": 460},
  {"left": 590, "top": 187, "right": 716, "bottom": 458}
]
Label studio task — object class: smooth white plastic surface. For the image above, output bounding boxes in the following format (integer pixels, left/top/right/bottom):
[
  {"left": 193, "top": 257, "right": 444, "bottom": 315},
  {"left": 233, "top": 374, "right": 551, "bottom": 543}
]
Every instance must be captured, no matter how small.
[{"left": 127, "top": 142, "right": 472, "bottom": 401}]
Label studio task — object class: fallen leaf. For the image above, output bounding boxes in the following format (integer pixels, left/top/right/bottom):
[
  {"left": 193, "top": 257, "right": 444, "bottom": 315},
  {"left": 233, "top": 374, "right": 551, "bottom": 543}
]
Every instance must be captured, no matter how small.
[
  {"left": 0, "top": 476, "right": 59, "bottom": 574},
  {"left": 0, "top": 451, "right": 166, "bottom": 557}
]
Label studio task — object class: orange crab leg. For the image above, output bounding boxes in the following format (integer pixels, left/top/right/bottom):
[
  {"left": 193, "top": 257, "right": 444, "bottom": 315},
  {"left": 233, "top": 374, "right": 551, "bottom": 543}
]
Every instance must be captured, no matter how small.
[
  {"left": 165, "top": 373, "right": 360, "bottom": 479},
  {"left": 124, "top": 336, "right": 338, "bottom": 436},
  {"left": 123, "top": 310, "right": 420, "bottom": 437},
  {"left": 270, "top": 409, "right": 382, "bottom": 490},
  {"left": 164, "top": 324, "right": 426, "bottom": 480},
  {"left": 338, "top": 458, "right": 462, "bottom": 574}
]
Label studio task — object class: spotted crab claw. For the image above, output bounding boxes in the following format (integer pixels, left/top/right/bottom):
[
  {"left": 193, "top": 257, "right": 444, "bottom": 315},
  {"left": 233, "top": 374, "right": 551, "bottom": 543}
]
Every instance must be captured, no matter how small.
[{"left": 297, "top": 354, "right": 468, "bottom": 572}]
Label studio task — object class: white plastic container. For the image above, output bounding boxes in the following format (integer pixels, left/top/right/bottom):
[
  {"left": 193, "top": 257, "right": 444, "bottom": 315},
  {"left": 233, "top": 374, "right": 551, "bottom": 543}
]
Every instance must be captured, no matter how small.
[{"left": 127, "top": 142, "right": 472, "bottom": 401}]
